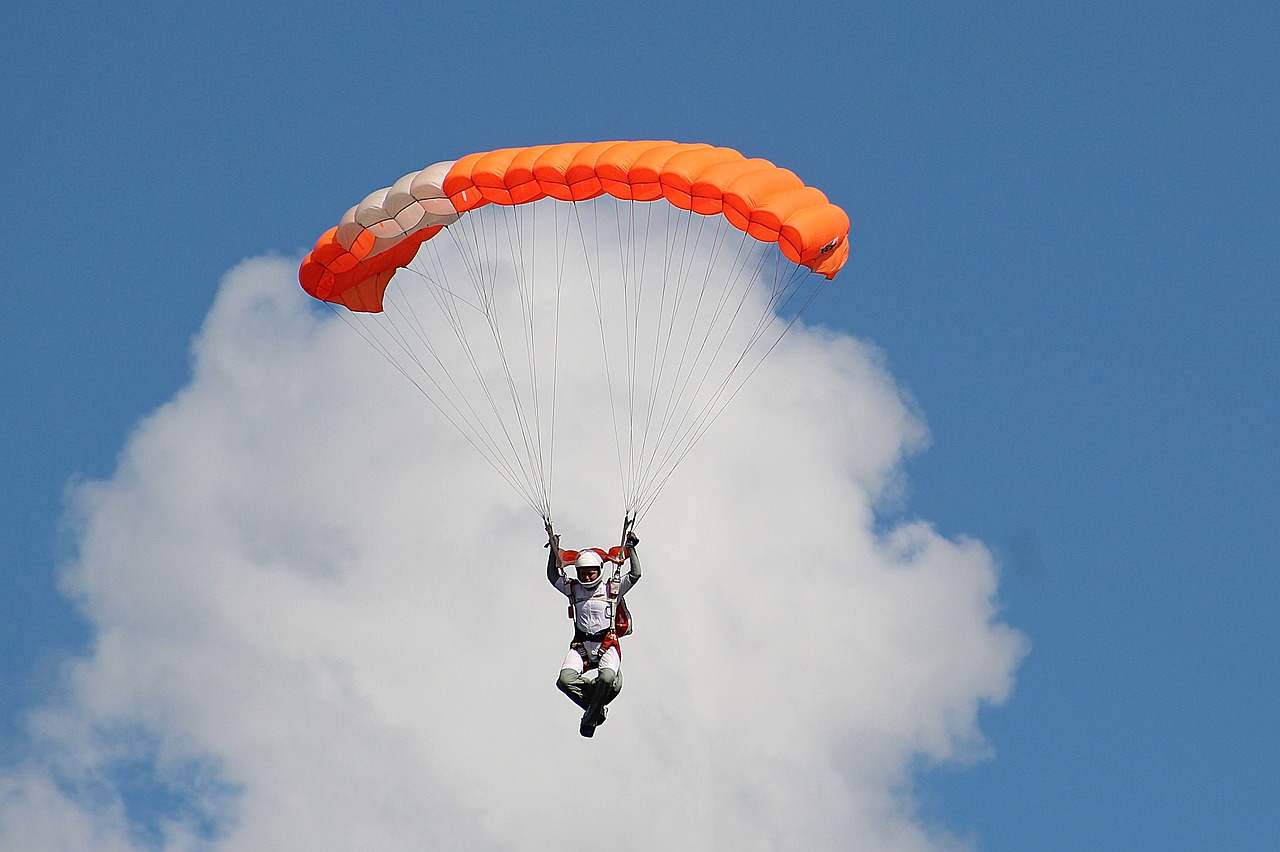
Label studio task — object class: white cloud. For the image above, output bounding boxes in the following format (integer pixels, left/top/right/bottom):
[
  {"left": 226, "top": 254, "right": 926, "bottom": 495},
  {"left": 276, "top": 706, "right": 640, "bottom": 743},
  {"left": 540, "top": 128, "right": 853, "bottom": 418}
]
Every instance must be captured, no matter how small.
[{"left": 1, "top": 254, "right": 1025, "bottom": 850}]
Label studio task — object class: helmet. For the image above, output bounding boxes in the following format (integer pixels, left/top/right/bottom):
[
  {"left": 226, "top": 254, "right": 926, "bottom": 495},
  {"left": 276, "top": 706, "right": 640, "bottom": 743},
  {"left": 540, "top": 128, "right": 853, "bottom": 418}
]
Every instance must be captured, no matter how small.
[{"left": 574, "top": 550, "right": 605, "bottom": 588}]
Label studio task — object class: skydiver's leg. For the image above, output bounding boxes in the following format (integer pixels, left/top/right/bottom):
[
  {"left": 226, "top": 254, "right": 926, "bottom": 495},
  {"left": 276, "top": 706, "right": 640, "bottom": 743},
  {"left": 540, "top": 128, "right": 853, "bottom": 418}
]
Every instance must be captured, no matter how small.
[
  {"left": 595, "top": 646, "right": 623, "bottom": 707},
  {"left": 596, "top": 667, "right": 623, "bottom": 706},
  {"left": 583, "top": 646, "right": 624, "bottom": 729},
  {"left": 557, "top": 649, "right": 590, "bottom": 710},
  {"left": 558, "top": 669, "right": 591, "bottom": 709},
  {"left": 579, "top": 668, "right": 620, "bottom": 737}
]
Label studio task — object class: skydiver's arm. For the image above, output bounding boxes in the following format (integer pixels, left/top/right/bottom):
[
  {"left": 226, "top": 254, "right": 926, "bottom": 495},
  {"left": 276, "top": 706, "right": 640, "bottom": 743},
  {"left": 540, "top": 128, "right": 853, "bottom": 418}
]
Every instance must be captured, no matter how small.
[
  {"left": 625, "top": 531, "right": 641, "bottom": 584},
  {"left": 546, "top": 523, "right": 562, "bottom": 585},
  {"left": 547, "top": 546, "right": 560, "bottom": 585}
]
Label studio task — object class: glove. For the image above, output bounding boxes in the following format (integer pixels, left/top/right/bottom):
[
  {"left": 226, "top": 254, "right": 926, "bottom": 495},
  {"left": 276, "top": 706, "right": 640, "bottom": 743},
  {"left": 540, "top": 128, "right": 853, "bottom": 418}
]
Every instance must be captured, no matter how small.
[{"left": 625, "top": 530, "right": 640, "bottom": 548}]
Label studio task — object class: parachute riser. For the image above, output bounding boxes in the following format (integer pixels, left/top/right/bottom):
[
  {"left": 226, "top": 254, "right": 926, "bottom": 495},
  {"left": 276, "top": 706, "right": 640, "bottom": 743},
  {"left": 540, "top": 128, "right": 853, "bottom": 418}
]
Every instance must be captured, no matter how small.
[
  {"left": 618, "top": 514, "right": 634, "bottom": 551},
  {"left": 607, "top": 514, "right": 634, "bottom": 632}
]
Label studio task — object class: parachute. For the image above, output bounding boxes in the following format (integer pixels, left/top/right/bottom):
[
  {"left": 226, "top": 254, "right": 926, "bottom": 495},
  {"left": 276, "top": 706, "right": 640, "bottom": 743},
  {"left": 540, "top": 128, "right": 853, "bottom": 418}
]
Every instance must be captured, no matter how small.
[{"left": 299, "top": 141, "right": 849, "bottom": 522}]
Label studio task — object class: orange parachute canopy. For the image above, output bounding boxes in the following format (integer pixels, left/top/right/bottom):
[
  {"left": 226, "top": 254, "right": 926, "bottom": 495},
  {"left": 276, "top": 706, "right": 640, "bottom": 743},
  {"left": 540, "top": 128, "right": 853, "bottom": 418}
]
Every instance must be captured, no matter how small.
[{"left": 299, "top": 141, "right": 850, "bottom": 312}]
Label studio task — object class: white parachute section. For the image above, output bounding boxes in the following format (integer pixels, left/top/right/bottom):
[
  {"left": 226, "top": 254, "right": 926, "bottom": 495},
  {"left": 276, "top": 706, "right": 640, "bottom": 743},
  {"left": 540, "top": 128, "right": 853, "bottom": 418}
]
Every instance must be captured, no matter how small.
[{"left": 335, "top": 161, "right": 462, "bottom": 251}]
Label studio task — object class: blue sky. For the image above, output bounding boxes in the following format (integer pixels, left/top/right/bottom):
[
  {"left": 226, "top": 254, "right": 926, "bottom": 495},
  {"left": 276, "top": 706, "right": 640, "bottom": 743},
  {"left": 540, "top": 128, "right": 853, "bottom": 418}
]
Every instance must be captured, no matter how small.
[{"left": 2, "top": 2, "right": 1277, "bottom": 848}]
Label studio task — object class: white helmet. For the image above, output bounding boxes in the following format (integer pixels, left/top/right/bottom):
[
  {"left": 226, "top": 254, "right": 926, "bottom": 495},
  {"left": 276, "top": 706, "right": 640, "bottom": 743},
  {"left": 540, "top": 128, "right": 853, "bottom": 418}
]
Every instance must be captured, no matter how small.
[{"left": 574, "top": 550, "right": 605, "bottom": 588}]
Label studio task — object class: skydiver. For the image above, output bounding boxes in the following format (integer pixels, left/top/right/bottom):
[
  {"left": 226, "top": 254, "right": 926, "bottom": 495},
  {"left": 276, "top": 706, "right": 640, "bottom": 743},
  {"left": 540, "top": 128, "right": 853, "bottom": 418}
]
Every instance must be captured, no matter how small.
[{"left": 545, "top": 521, "right": 641, "bottom": 737}]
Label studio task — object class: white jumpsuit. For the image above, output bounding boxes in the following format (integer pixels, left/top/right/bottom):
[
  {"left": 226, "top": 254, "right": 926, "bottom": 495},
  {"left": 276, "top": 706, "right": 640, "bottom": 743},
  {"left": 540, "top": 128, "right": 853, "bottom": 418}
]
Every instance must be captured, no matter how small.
[{"left": 553, "top": 571, "right": 637, "bottom": 674}]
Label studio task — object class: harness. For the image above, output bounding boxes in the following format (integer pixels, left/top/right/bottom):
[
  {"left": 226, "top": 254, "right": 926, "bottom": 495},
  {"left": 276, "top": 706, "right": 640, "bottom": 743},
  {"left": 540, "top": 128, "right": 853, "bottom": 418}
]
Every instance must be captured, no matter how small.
[
  {"left": 563, "top": 575, "right": 628, "bottom": 669},
  {"left": 556, "top": 518, "right": 637, "bottom": 669},
  {"left": 563, "top": 581, "right": 621, "bottom": 671},
  {"left": 564, "top": 571, "right": 632, "bottom": 634},
  {"left": 569, "top": 627, "right": 621, "bottom": 672}
]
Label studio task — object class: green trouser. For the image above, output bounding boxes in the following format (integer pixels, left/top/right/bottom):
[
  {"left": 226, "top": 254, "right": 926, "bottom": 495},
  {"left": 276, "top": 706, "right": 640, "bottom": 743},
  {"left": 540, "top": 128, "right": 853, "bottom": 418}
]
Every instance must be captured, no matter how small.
[{"left": 557, "top": 667, "right": 623, "bottom": 715}]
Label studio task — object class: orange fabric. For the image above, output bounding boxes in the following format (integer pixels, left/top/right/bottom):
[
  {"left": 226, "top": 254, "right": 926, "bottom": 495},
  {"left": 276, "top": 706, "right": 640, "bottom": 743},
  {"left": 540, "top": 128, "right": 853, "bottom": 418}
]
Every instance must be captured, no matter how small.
[
  {"left": 471, "top": 148, "right": 525, "bottom": 206},
  {"left": 812, "top": 237, "right": 850, "bottom": 279},
  {"left": 658, "top": 147, "right": 745, "bottom": 210},
  {"left": 569, "top": 143, "right": 622, "bottom": 200},
  {"left": 779, "top": 204, "right": 852, "bottom": 266},
  {"left": 741, "top": 186, "right": 829, "bottom": 242},
  {"left": 626, "top": 142, "right": 709, "bottom": 201},
  {"left": 299, "top": 141, "right": 850, "bottom": 309},
  {"left": 594, "top": 140, "right": 673, "bottom": 199},
  {"left": 722, "top": 168, "right": 805, "bottom": 233},
  {"left": 502, "top": 145, "right": 556, "bottom": 205},
  {"left": 441, "top": 149, "right": 502, "bottom": 212},
  {"left": 686, "top": 158, "right": 775, "bottom": 214},
  {"left": 300, "top": 226, "right": 440, "bottom": 303},
  {"left": 331, "top": 268, "right": 395, "bottom": 312},
  {"left": 555, "top": 141, "right": 617, "bottom": 201}
]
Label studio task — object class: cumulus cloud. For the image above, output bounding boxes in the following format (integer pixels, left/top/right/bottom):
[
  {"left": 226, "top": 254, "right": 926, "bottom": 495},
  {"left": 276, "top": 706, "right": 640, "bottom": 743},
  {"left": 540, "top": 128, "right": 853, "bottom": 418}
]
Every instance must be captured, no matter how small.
[{"left": 0, "top": 254, "right": 1025, "bottom": 850}]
